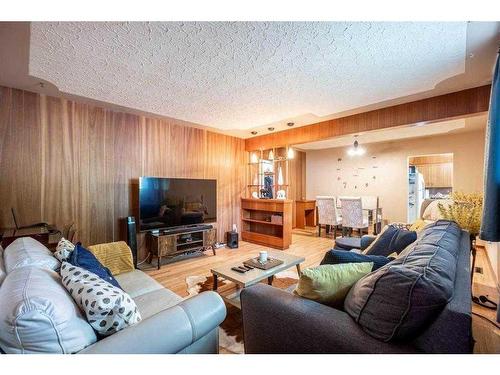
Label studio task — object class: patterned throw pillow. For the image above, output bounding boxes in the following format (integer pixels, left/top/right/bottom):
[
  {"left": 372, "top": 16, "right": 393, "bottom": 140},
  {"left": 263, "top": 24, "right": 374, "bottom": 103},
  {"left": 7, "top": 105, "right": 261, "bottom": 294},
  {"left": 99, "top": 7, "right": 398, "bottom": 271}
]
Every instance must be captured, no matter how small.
[
  {"left": 54, "top": 238, "right": 75, "bottom": 262},
  {"left": 60, "top": 262, "right": 141, "bottom": 336}
]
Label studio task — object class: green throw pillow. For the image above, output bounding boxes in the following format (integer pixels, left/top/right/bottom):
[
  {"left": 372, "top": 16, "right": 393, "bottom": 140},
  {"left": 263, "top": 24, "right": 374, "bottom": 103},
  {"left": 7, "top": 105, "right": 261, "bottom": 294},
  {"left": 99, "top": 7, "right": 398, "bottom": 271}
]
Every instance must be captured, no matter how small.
[{"left": 293, "top": 263, "right": 373, "bottom": 307}]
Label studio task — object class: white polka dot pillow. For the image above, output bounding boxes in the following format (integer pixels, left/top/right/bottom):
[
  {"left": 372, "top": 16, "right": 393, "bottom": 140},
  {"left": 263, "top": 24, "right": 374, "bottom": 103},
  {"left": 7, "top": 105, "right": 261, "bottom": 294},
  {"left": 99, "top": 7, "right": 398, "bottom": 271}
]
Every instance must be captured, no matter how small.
[
  {"left": 60, "top": 262, "right": 141, "bottom": 336},
  {"left": 54, "top": 238, "right": 75, "bottom": 262}
]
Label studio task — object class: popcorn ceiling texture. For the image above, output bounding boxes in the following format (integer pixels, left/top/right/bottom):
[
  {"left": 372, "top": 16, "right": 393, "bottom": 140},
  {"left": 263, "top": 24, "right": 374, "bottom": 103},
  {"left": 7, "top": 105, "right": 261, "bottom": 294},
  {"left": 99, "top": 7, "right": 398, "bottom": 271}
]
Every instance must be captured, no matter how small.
[{"left": 29, "top": 22, "right": 467, "bottom": 131}]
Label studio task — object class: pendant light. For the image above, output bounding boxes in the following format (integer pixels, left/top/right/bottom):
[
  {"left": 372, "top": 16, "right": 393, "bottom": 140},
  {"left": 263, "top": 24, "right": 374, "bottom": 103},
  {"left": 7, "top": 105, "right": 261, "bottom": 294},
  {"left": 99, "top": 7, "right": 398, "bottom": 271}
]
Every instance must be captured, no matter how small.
[
  {"left": 287, "top": 147, "right": 295, "bottom": 159},
  {"left": 347, "top": 138, "right": 365, "bottom": 156},
  {"left": 268, "top": 149, "right": 274, "bottom": 160}
]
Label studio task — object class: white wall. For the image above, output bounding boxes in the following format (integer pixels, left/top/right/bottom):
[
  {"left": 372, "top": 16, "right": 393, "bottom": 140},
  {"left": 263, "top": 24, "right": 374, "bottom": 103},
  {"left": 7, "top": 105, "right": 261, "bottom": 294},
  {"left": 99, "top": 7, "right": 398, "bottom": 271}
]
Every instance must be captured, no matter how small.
[{"left": 306, "top": 129, "right": 486, "bottom": 223}]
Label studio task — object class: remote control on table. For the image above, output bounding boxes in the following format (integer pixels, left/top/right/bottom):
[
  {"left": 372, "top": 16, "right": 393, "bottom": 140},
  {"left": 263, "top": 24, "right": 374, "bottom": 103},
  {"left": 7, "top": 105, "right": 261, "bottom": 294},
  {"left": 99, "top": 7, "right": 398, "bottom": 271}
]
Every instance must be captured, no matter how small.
[
  {"left": 231, "top": 267, "right": 246, "bottom": 273},
  {"left": 243, "top": 265, "right": 254, "bottom": 270}
]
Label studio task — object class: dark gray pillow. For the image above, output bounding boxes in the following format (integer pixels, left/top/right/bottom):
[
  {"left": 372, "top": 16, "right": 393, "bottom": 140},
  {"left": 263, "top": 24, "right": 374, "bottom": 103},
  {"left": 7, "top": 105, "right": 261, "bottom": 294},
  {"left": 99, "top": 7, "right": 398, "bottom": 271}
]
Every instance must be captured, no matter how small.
[
  {"left": 364, "top": 225, "right": 417, "bottom": 257},
  {"left": 344, "top": 220, "right": 462, "bottom": 342}
]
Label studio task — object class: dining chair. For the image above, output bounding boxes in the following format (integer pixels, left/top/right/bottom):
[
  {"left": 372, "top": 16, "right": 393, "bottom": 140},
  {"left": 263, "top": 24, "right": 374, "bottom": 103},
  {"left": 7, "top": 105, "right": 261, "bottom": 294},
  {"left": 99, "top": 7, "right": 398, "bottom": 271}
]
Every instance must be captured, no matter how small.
[
  {"left": 340, "top": 197, "right": 369, "bottom": 237},
  {"left": 361, "top": 196, "right": 383, "bottom": 234},
  {"left": 316, "top": 196, "right": 342, "bottom": 238}
]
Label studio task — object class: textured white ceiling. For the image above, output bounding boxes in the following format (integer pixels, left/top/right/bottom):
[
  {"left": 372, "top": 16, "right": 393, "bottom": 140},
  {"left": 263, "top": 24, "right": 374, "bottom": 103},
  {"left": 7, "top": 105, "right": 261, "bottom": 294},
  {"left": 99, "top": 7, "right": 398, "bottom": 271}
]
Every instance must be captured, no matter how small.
[{"left": 29, "top": 22, "right": 469, "bottom": 133}]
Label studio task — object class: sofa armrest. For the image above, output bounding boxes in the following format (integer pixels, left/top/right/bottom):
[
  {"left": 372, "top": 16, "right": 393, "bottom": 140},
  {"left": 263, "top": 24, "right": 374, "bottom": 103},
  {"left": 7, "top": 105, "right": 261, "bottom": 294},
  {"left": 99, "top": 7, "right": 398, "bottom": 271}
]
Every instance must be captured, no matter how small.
[
  {"left": 241, "top": 284, "right": 416, "bottom": 354},
  {"left": 79, "top": 291, "right": 226, "bottom": 354},
  {"left": 360, "top": 235, "right": 377, "bottom": 250}
]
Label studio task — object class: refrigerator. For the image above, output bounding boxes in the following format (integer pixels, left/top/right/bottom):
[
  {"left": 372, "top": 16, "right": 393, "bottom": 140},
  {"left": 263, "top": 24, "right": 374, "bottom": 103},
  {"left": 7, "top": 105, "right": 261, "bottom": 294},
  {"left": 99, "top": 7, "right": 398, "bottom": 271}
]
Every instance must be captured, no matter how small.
[{"left": 408, "top": 167, "right": 426, "bottom": 223}]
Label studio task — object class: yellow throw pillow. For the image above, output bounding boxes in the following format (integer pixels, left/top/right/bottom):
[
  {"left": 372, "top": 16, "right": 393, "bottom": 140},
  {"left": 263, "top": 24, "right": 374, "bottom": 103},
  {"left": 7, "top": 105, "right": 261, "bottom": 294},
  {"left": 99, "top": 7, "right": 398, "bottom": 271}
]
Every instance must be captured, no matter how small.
[
  {"left": 293, "top": 263, "right": 373, "bottom": 307},
  {"left": 87, "top": 241, "right": 134, "bottom": 276}
]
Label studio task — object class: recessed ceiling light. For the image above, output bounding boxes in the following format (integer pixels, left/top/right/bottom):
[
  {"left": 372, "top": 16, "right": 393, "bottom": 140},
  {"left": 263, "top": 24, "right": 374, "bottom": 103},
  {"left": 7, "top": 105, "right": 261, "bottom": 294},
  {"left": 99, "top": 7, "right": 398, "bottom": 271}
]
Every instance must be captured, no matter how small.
[
  {"left": 251, "top": 131, "right": 258, "bottom": 135},
  {"left": 268, "top": 127, "right": 275, "bottom": 131},
  {"left": 287, "top": 122, "right": 295, "bottom": 127}
]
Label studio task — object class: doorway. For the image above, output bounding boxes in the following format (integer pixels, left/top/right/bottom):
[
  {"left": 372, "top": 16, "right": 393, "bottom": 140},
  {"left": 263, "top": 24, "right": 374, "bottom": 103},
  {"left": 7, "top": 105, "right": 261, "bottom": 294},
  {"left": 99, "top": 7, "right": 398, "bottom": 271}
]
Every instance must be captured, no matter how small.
[{"left": 407, "top": 153, "right": 454, "bottom": 222}]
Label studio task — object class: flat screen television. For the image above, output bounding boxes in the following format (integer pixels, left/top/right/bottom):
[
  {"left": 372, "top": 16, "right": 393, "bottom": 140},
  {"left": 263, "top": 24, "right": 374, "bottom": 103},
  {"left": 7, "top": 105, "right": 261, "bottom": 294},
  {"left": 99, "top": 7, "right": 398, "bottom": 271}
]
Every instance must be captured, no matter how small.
[{"left": 139, "top": 177, "right": 217, "bottom": 232}]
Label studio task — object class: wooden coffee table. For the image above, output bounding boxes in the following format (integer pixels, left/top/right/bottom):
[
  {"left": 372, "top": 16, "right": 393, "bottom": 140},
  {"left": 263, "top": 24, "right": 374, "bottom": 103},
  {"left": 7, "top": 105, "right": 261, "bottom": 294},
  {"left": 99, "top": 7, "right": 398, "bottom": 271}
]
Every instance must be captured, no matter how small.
[{"left": 210, "top": 250, "right": 305, "bottom": 309}]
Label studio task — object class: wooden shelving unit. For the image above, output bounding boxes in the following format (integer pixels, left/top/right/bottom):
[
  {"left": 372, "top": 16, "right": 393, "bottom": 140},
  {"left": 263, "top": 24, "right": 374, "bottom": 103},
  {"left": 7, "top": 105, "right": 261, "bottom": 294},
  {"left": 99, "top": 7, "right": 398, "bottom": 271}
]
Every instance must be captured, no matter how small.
[
  {"left": 241, "top": 198, "right": 292, "bottom": 250},
  {"left": 246, "top": 147, "right": 291, "bottom": 199}
]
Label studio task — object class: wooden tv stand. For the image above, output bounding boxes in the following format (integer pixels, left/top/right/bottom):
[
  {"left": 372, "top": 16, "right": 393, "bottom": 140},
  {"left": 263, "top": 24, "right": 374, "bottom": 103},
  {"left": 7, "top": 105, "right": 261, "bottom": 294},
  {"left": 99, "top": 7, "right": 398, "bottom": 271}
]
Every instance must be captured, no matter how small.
[
  {"left": 241, "top": 198, "right": 292, "bottom": 250},
  {"left": 147, "top": 225, "right": 217, "bottom": 269}
]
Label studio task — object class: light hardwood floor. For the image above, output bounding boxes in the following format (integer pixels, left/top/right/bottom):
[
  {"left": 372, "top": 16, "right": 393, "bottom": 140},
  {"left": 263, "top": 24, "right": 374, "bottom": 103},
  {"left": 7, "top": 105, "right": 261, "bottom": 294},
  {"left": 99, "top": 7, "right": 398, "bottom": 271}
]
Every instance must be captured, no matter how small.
[{"left": 142, "top": 229, "right": 499, "bottom": 354}]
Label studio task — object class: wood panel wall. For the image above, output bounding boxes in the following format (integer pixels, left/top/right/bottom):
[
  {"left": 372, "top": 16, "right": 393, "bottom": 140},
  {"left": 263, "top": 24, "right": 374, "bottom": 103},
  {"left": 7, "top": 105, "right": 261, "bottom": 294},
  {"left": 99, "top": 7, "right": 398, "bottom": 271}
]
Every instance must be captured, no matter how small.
[
  {"left": 245, "top": 85, "right": 491, "bottom": 151},
  {"left": 0, "top": 86, "right": 246, "bottom": 259},
  {"left": 288, "top": 150, "right": 306, "bottom": 227}
]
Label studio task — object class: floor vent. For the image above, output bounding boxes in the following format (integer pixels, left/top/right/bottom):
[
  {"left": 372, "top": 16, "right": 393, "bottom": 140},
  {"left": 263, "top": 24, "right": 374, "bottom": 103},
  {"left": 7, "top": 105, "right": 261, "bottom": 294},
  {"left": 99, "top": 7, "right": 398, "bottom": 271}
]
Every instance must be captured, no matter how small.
[{"left": 474, "top": 266, "right": 483, "bottom": 274}]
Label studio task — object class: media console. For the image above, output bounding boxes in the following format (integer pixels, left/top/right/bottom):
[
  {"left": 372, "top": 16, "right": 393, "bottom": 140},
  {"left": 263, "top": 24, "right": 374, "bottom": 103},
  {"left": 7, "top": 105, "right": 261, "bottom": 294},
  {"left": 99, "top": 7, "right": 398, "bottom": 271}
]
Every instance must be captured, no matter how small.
[{"left": 147, "top": 224, "right": 217, "bottom": 269}]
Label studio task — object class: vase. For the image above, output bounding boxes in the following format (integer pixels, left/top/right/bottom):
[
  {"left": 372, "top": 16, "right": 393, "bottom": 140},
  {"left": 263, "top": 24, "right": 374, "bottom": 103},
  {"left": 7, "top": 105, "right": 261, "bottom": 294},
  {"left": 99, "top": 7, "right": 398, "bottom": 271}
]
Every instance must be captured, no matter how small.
[{"left": 278, "top": 166, "right": 284, "bottom": 185}]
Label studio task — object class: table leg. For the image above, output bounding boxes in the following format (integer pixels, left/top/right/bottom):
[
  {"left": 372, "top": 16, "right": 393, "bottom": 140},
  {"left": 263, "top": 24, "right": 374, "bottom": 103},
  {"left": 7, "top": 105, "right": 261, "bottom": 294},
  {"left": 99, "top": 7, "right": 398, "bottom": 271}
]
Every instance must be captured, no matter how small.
[
  {"left": 267, "top": 275, "right": 274, "bottom": 285},
  {"left": 296, "top": 264, "right": 302, "bottom": 277},
  {"left": 213, "top": 274, "right": 218, "bottom": 291}
]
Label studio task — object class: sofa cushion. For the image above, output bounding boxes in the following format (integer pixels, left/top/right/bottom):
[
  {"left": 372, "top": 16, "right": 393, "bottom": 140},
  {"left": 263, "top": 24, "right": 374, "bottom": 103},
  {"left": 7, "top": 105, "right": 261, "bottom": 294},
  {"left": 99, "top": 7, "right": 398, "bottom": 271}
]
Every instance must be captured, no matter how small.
[
  {"left": 60, "top": 262, "right": 141, "bottom": 336},
  {"left": 293, "top": 263, "right": 373, "bottom": 308},
  {"left": 54, "top": 237, "right": 75, "bottom": 262},
  {"left": 68, "top": 243, "right": 121, "bottom": 289},
  {"left": 133, "top": 288, "right": 183, "bottom": 319},
  {"left": 344, "top": 220, "right": 462, "bottom": 342},
  {"left": 114, "top": 270, "right": 164, "bottom": 298},
  {"left": 4, "top": 237, "right": 60, "bottom": 273},
  {"left": 363, "top": 225, "right": 417, "bottom": 257},
  {"left": 0, "top": 266, "right": 97, "bottom": 353},
  {"left": 321, "top": 249, "right": 393, "bottom": 271}
]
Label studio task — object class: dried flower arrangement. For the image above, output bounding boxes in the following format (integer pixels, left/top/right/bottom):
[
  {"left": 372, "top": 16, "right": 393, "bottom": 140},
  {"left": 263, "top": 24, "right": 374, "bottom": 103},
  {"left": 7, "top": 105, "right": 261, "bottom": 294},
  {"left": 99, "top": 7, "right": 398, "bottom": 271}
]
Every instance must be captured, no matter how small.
[{"left": 438, "top": 192, "right": 483, "bottom": 236}]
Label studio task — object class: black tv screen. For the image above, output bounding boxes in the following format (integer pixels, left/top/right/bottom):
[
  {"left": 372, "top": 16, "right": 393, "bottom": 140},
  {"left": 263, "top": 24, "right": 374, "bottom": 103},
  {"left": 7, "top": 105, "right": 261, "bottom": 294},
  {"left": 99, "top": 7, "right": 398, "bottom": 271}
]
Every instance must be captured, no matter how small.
[{"left": 139, "top": 177, "right": 217, "bottom": 231}]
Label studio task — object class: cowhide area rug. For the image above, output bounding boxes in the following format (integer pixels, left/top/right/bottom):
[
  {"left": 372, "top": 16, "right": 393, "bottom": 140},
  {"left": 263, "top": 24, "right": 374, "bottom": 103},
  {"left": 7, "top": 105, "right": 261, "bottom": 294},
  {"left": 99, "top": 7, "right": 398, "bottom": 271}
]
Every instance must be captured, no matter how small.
[{"left": 185, "top": 270, "right": 299, "bottom": 354}]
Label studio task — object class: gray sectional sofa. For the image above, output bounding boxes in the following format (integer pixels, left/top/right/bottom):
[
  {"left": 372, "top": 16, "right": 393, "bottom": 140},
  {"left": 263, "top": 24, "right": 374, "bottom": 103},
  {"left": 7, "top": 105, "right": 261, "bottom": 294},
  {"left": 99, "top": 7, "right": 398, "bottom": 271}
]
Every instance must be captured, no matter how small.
[
  {"left": 0, "top": 237, "right": 226, "bottom": 354},
  {"left": 241, "top": 220, "right": 473, "bottom": 354}
]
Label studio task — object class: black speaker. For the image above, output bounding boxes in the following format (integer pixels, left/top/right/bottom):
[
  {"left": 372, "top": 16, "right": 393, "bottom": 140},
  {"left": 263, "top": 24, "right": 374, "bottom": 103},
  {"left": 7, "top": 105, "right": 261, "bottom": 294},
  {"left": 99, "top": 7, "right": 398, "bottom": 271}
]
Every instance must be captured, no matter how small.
[
  {"left": 226, "top": 231, "right": 239, "bottom": 249},
  {"left": 126, "top": 216, "right": 138, "bottom": 268}
]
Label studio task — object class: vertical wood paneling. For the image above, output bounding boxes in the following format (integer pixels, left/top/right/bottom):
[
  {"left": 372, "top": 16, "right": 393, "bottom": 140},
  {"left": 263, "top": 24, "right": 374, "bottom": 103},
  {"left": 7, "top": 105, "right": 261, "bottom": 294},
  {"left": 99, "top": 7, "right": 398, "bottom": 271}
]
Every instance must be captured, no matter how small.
[
  {"left": 0, "top": 86, "right": 246, "bottom": 259},
  {"left": 0, "top": 88, "right": 42, "bottom": 227},
  {"left": 245, "top": 85, "right": 491, "bottom": 151}
]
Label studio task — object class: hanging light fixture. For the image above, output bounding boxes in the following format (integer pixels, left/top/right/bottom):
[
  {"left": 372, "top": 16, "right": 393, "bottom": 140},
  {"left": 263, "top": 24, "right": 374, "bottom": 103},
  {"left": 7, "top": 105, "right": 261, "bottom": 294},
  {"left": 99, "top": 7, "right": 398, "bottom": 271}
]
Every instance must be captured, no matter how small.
[
  {"left": 347, "top": 139, "right": 365, "bottom": 156},
  {"left": 287, "top": 147, "right": 295, "bottom": 159},
  {"left": 250, "top": 153, "right": 259, "bottom": 163},
  {"left": 268, "top": 149, "right": 274, "bottom": 160}
]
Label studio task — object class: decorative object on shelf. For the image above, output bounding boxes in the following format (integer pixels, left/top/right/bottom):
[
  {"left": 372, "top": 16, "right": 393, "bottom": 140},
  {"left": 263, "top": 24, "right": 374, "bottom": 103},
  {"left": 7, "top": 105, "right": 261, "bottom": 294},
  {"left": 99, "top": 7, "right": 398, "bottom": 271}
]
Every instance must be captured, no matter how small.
[
  {"left": 276, "top": 189, "right": 286, "bottom": 199},
  {"left": 271, "top": 214, "right": 283, "bottom": 224},
  {"left": 277, "top": 166, "right": 284, "bottom": 185},
  {"left": 287, "top": 147, "right": 295, "bottom": 159},
  {"left": 268, "top": 149, "right": 274, "bottom": 160},
  {"left": 262, "top": 175, "right": 274, "bottom": 198},
  {"left": 250, "top": 153, "right": 258, "bottom": 163},
  {"left": 252, "top": 191, "right": 259, "bottom": 199}
]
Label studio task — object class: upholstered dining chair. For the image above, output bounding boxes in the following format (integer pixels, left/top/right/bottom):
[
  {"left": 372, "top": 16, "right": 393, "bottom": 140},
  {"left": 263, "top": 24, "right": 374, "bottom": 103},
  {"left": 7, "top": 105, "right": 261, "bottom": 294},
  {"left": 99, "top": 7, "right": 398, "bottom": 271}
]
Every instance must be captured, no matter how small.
[
  {"left": 316, "top": 196, "right": 342, "bottom": 238},
  {"left": 340, "top": 197, "right": 369, "bottom": 237}
]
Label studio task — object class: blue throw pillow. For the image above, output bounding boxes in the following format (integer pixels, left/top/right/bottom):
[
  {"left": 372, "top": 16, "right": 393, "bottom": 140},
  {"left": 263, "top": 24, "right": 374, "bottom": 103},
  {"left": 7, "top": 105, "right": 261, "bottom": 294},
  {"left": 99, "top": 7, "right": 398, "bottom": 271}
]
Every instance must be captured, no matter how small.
[
  {"left": 67, "top": 243, "right": 122, "bottom": 289},
  {"left": 364, "top": 225, "right": 417, "bottom": 257},
  {"left": 320, "top": 249, "right": 392, "bottom": 271}
]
